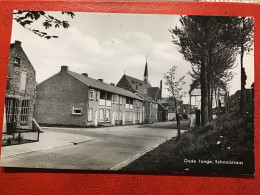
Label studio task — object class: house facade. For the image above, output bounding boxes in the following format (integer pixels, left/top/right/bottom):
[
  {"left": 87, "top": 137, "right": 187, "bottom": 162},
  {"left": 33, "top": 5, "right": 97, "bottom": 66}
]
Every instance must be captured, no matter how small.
[
  {"left": 35, "top": 66, "right": 144, "bottom": 127},
  {"left": 116, "top": 62, "right": 161, "bottom": 123},
  {"left": 4, "top": 41, "right": 36, "bottom": 134}
]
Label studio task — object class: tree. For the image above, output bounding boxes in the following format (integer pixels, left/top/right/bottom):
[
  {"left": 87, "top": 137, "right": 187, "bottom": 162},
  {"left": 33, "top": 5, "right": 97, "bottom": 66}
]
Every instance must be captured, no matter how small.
[
  {"left": 164, "top": 66, "right": 186, "bottom": 140},
  {"left": 236, "top": 17, "right": 254, "bottom": 111},
  {"left": 170, "top": 16, "right": 240, "bottom": 126},
  {"left": 13, "top": 10, "right": 75, "bottom": 39}
]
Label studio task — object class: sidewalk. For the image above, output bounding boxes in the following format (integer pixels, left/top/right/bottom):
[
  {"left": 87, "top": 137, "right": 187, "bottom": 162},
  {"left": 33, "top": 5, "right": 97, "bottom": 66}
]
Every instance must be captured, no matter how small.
[{"left": 1, "top": 131, "right": 95, "bottom": 158}]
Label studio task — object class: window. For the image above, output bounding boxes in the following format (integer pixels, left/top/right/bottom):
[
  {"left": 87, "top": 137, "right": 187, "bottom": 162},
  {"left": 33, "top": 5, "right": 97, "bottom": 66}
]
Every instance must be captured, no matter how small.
[
  {"left": 14, "top": 57, "right": 20, "bottom": 66},
  {"left": 118, "top": 111, "right": 122, "bottom": 120},
  {"left": 88, "top": 108, "right": 93, "bottom": 122},
  {"left": 20, "top": 71, "right": 27, "bottom": 91},
  {"left": 114, "top": 111, "right": 119, "bottom": 121},
  {"left": 126, "top": 111, "right": 133, "bottom": 121},
  {"left": 119, "top": 96, "right": 123, "bottom": 105},
  {"left": 72, "top": 107, "right": 82, "bottom": 115},
  {"left": 89, "top": 89, "right": 94, "bottom": 100},
  {"left": 105, "top": 109, "right": 110, "bottom": 122},
  {"left": 136, "top": 85, "right": 138, "bottom": 90},
  {"left": 6, "top": 77, "right": 11, "bottom": 90},
  {"left": 113, "top": 95, "right": 118, "bottom": 104},
  {"left": 136, "top": 101, "right": 142, "bottom": 108},
  {"left": 20, "top": 100, "right": 29, "bottom": 124},
  {"left": 99, "top": 108, "right": 104, "bottom": 121},
  {"left": 144, "top": 89, "right": 147, "bottom": 95},
  {"left": 95, "top": 91, "right": 98, "bottom": 101},
  {"left": 5, "top": 98, "right": 19, "bottom": 123},
  {"left": 130, "top": 99, "right": 133, "bottom": 110}
]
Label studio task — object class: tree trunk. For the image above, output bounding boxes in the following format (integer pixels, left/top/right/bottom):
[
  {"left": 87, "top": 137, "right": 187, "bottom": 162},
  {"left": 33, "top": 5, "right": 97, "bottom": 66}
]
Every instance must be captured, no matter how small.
[
  {"left": 175, "top": 99, "right": 181, "bottom": 140},
  {"left": 201, "top": 44, "right": 209, "bottom": 126},
  {"left": 240, "top": 17, "right": 245, "bottom": 112},
  {"left": 240, "top": 43, "right": 245, "bottom": 112},
  {"left": 210, "top": 86, "right": 214, "bottom": 120},
  {"left": 201, "top": 61, "right": 209, "bottom": 126},
  {"left": 207, "top": 79, "right": 212, "bottom": 122}
]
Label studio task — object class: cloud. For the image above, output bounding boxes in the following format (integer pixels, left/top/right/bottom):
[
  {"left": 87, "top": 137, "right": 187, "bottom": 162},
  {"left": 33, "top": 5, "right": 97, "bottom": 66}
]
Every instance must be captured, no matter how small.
[{"left": 10, "top": 11, "right": 254, "bottom": 104}]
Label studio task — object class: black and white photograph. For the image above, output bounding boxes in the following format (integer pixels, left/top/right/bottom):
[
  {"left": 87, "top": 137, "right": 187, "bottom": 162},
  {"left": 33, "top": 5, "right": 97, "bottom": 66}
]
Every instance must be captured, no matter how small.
[{"left": 0, "top": 10, "right": 254, "bottom": 175}]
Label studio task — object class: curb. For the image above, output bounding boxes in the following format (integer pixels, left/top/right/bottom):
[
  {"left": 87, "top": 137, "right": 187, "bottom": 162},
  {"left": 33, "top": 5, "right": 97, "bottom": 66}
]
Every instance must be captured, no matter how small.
[
  {"left": 1, "top": 138, "right": 95, "bottom": 158},
  {"left": 109, "top": 137, "right": 172, "bottom": 171}
]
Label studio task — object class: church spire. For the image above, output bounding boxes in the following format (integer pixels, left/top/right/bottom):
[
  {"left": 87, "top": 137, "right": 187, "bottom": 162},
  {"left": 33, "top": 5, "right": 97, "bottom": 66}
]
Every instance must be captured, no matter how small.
[{"left": 144, "top": 56, "right": 148, "bottom": 83}]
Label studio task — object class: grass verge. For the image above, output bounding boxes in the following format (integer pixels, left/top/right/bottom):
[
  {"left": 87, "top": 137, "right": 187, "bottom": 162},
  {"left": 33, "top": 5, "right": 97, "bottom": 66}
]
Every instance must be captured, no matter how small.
[{"left": 122, "top": 103, "right": 254, "bottom": 175}]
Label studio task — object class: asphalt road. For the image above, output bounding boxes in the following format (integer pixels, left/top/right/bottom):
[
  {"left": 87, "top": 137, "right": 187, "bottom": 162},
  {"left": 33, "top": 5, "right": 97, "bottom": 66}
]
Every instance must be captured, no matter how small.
[{"left": 0, "top": 121, "right": 189, "bottom": 170}]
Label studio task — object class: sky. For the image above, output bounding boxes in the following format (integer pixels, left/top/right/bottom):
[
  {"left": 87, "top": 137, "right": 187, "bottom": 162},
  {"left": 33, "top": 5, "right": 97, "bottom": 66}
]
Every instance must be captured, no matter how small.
[{"left": 10, "top": 11, "right": 254, "bottom": 104}]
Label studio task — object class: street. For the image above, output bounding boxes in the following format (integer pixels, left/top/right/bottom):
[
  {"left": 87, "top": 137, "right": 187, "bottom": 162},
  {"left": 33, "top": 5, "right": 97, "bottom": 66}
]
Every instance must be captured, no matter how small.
[{"left": 0, "top": 121, "right": 188, "bottom": 170}]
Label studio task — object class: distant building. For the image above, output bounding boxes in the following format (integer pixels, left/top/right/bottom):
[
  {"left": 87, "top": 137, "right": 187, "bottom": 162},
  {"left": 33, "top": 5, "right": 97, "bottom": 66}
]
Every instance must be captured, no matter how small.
[
  {"left": 4, "top": 41, "right": 36, "bottom": 134},
  {"left": 116, "top": 60, "right": 164, "bottom": 123},
  {"left": 229, "top": 88, "right": 253, "bottom": 110},
  {"left": 35, "top": 66, "right": 144, "bottom": 127},
  {"left": 189, "top": 78, "right": 227, "bottom": 111},
  {"left": 179, "top": 103, "right": 190, "bottom": 120},
  {"left": 158, "top": 103, "right": 168, "bottom": 122}
]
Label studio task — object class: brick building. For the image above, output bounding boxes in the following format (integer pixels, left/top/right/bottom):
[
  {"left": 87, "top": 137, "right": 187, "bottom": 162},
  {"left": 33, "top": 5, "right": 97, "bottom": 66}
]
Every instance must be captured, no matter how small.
[
  {"left": 4, "top": 40, "right": 36, "bottom": 134},
  {"left": 35, "top": 66, "right": 144, "bottom": 127},
  {"left": 116, "top": 61, "right": 162, "bottom": 123}
]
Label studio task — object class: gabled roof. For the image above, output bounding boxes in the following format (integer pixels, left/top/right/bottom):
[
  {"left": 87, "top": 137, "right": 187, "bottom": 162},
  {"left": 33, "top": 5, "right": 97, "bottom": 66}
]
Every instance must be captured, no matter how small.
[
  {"left": 117, "top": 74, "right": 152, "bottom": 99},
  {"left": 10, "top": 41, "right": 35, "bottom": 72},
  {"left": 158, "top": 103, "right": 167, "bottom": 110},
  {"left": 68, "top": 71, "right": 143, "bottom": 101},
  {"left": 134, "top": 92, "right": 157, "bottom": 103},
  {"left": 124, "top": 74, "right": 152, "bottom": 88},
  {"left": 148, "top": 87, "right": 160, "bottom": 101}
]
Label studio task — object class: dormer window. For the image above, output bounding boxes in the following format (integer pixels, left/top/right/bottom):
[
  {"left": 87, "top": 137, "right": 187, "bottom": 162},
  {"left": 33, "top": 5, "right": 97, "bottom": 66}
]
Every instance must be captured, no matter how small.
[
  {"left": 14, "top": 57, "right": 20, "bottom": 66},
  {"left": 144, "top": 89, "right": 147, "bottom": 94}
]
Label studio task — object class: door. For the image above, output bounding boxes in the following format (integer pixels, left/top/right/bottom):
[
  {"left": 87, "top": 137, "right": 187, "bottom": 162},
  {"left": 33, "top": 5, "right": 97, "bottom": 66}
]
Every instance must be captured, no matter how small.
[
  {"left": 122, "top": 112, "right": 125, "bottom": 125},
  {"left": 94, "top": 110, "right": 98, "bottom": 126},
  {"left": 5, "top": 98, "right": 19, "bottom": 135},
  {"left": 111, "top": 111, "right": 115, "bottom": 125}
]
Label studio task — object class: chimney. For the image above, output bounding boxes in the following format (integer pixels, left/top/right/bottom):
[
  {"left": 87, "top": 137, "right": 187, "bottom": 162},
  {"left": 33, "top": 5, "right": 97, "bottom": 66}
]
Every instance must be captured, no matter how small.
[
  {"left": 110, "top": 83, "right": 115, "bottom": 86},
  {"left": 82, "top": 73, "right": 88, "bottom": 77},
  {"left": 15, "top": 40, "right": 21, "bottom": 47},
  {"left": 160, "top": 80, "right": 162, "bottom": 99},
  {"left": 98, "top": 79, "right": 103, "bottom": 82},
  {"left": 61, "top": 65, "right": 68, "bottom": 72}
]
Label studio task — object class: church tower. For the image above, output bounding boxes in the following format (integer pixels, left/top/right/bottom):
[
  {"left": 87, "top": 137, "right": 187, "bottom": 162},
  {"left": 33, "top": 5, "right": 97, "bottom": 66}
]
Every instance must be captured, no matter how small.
[{"left": 144, "top": 58, "right": 148, "bottom": 83}]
